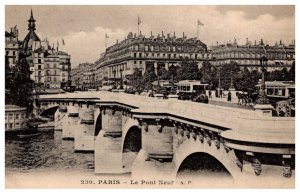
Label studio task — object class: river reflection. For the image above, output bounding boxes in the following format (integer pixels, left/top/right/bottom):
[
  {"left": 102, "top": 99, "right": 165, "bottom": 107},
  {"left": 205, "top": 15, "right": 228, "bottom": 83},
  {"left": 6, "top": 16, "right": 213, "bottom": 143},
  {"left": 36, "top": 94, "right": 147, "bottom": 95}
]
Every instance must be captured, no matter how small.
[{"left": 5, "top": 131, "right": 94, "bottom": 174}]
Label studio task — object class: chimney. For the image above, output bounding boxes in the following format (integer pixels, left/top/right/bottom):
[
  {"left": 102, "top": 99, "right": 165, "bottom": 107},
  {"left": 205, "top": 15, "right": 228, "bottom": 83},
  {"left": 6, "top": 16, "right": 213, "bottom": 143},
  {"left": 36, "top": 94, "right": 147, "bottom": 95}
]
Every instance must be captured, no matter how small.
[
  {"left": 162, "top": 31, "right": 164, "bottom": 38},
  {"left": 246, "top": 38, "right": 249, "bottom": 45},
  {"left": 255, "top": 40, "right": 256, "bottom": 45},
  {"left": 167, "top": 33, "right": 170, "bottom": 38},
  {"left": 217, "top": 41, "right": 219, "bottom": 46},
  {"left": 183, "top": 32, "right": 185, "bottom": 38},
  {"left": 151, "top": 31, "right": 153, "bottom": 37},
  {"left": 140, "top": 30, "right": 142, "bottom": 35}
]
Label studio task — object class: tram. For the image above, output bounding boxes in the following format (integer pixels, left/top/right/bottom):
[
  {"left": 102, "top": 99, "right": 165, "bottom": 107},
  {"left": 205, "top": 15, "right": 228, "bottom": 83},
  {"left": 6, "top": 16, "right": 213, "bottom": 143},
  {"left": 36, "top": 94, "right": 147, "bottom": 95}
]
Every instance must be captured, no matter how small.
[
  {"left": 176, "top": 80, "right": 209, "bottom": 100},
  {"left": 256, "top": 80, "right": 295, "bottom": 101},
  {"left": 256, "top": 80, "right": 295, "bottom": 117}
]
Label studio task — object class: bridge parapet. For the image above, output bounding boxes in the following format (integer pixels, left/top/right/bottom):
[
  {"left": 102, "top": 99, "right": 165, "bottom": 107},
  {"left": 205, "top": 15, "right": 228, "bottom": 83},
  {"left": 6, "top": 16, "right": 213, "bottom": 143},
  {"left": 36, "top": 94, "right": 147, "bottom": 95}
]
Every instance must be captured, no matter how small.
[{"left": 38, "top": 91, "right": 295, "bottom": 181}]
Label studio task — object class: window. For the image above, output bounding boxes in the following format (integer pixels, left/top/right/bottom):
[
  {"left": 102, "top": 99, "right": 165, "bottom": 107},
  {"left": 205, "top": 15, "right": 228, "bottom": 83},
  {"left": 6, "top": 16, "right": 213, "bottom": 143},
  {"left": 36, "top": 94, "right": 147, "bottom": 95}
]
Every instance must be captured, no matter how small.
[
  {"left": 53, "top": 64, "right": 56, "bottom": 68},
  {"left": 9, "top": 123, "right": 12, "bottom": 129},
  {"left": 38, "top": 71, "right": 41, "bottom": 76},
  {"left": 38, "top": 65, "right": 41, "bottom": 69},
  {"left": 54, "top": 77, "right": 56, "bottom": 82},
  {"left": 9, "top": 114, "right": 13, "bottom": 119},
  {"left": 6, "top": 51, "right": 9, "bottom": 56},
  {"left": 134, "top": 61, "right": 137, "bottom": 64},
  {"left": 140, "top": 61, "right": 142, "bottom": 64},
  {"left": 139, "top": 53, "right": 142, "bottom": 58},
  {"left": 134, "top": 53, "right": 136, "bottom": 58},
  {"left": 13, "top": 51, "right": 16, "bottom": 56},
  {"left": 38, "top": 59, "right": 41, "bottom": 63}
]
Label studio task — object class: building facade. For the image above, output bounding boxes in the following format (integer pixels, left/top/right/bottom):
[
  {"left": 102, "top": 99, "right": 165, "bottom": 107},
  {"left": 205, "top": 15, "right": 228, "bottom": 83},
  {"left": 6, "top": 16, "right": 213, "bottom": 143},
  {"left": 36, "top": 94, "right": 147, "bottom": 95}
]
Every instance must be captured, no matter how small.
[
  {"left": 5, "top": 26, "right": 20, "bottom": 68},
  {"left": 210, "top": 39, "right": 295, "bottom": 72},
  {"left": 99, "top": 32, "right": 209, "bottom": 80},
  {"left": 5, "top": 10, "right": 72, "bottom": 94},
  {"left": 70, "top": 35, "right": 295, "bottom": 91},
  {"left": 70, "top": 63, "right": 93, "bottom": 90},
  {"left": 5, "top": 105, "right": 28, "bottom": 131}
]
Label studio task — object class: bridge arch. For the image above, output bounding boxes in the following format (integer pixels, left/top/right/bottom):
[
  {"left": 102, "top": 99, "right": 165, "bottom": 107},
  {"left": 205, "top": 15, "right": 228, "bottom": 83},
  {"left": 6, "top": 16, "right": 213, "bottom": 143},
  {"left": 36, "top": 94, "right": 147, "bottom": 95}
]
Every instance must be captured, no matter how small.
[
  {"left": 121, "top": 117, "right": 141, "bottom": 172},
  {"left": 39, "top": 105, "right": 59, "bottom": 118},
  {"left": 173, "top": 135, "right": 242, "bottom": 180},
  {"left": 94, "top": 112, "right": 102, "bottom": 136}
]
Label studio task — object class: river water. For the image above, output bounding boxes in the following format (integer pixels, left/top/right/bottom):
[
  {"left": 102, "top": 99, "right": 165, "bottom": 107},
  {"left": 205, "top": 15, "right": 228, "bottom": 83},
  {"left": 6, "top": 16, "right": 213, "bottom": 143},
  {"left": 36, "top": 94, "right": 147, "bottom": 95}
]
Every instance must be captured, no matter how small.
[
  {"left": 5, "top": 130, "right": 233, "bottom": 188},
  {"left": 5, "top": 131, "right": 94, "bottom": 174}
]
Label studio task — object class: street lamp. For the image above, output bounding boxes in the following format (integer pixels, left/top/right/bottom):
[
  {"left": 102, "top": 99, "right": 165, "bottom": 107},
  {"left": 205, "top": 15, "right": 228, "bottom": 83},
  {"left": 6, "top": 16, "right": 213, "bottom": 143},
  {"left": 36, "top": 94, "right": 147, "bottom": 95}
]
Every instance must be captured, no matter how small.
[
  {"left": 229, "top": 69, "right": 235, "bottom": 91},
  {"left": 256, "top": 56, "right": 269, "bottom": 104},
  {"left": 217, "top": 65, "right": 222, "bottom": 97},
  {"left": 120, "top": 68, "right": 124, "bottom": 90},
  {"left": 113, "top": 69, "right": 116, "bottom": 89}
]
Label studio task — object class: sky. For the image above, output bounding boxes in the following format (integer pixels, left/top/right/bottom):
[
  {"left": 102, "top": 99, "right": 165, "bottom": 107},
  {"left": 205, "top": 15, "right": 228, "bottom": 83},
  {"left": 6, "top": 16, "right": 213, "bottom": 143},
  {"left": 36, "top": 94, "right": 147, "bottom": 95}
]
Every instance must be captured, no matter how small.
[{"left": 5, "top": 5, "right": 295, "bottom": 68}]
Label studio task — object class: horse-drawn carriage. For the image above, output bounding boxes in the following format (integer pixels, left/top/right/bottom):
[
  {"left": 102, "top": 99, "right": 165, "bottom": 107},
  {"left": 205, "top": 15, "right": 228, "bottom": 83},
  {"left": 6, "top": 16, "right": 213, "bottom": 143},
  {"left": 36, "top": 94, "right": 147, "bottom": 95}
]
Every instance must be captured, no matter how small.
[{"left": 236, "top": 80, "right": 295, "bottom": 116}]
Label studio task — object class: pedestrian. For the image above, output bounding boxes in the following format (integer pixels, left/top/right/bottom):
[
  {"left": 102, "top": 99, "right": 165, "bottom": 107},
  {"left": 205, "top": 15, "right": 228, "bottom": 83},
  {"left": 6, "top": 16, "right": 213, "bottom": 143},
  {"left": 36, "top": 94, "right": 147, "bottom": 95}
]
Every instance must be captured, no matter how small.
[
  {"left": 208, "top": 90, "right": 212, "bottom": 99},
  {"left": 220, "top": 89, "right": 223, "bottom": 98},
  {"left": 227, "top": 91, "right": 232, "bottom": 102}
]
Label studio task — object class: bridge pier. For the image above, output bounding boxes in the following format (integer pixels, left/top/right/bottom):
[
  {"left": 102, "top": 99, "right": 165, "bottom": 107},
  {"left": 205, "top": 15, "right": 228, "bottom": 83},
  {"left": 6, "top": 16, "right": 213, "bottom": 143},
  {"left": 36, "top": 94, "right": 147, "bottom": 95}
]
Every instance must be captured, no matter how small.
[
  {"left": 131, "top": 119, "right": 175, "bottom": 179},
  {"left": 54, "top": 103, "right": 68, "bottom": 131},
  {"left": 62, "top": 102, "right": 80, "bottom": 140},
  {"left": 74, "top": 103, "right": 95, "bottom": 152},
  {"left": 94, "top": 106, "right": 124, "bottom": 173}
]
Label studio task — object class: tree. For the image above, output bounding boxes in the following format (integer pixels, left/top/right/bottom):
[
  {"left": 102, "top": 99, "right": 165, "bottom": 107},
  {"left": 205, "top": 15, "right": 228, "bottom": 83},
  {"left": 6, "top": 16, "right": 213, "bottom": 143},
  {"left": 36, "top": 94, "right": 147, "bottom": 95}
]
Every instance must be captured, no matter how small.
[
  {"left": 235, "top": 67, "right": 260, "bottom": 91},
  {"left": 288, "top": 62, "right": 295, "bottom": 81},
  {"left": 131, "top": 67, "right": 143, "bottom": 89},
  {"left": 175, "top": 60, "right": 201, "bottom": 81},
  {"left": 219, "top": 61, "right": 240, "bottom": 90},
  {"left": 5, "top": 52, "right": 34, "bottom": 111},
  {"left": 199, "top": 61, "right": 218, "bottom": 89},
  {"left": 142, "top": 65, "right": 157, "bottom": 90}
]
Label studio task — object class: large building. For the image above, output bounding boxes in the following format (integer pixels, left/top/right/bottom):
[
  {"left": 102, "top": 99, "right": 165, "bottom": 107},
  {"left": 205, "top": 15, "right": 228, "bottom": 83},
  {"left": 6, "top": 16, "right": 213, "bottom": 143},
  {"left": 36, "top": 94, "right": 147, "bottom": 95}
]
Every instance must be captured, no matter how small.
[
  {"left": 5, "top": 26, "right": 20, "bottom": 67},
  {"left": 70, "top": 33, "right": 295, "bottom": 91},
  {"left": 98, "top": 32, "right": 209, "bottom": 80},
  {"left": 71, "top": 31, "right": 210, "bottom": 89},
  {"left": 5, "top": 10, "right": 72, "bottom": 94},
  {"left": 210, "top": 39, "right": 295, "bottom": 71},
  {"left": 70, "top": 63, "right": 94, "bottom": 90}
]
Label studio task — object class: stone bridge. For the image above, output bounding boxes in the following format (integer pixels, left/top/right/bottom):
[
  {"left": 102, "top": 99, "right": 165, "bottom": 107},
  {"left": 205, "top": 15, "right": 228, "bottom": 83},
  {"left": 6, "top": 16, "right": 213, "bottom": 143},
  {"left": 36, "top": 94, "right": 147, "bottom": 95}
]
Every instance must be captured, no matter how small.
[{"left": 36, "top": 91, "right": 295, "bottom": 186}]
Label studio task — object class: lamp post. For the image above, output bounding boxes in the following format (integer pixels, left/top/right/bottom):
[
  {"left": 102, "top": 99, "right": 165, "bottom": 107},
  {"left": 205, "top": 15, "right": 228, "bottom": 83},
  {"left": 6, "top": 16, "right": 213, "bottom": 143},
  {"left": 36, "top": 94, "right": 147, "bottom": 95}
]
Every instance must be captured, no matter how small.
[
  {"left": 256, "top": 56, "right": 269, "bottom": 104},
  {"left": 229, "top": 69, "right": 235, "bottom": 91},
  {"left": 120, "top": 68, "right": 124, "bottom": 90},
  {"left": 217, "top": 65, "right": 222, "bottom": 97},
  {"left": 112, "top": 69, "right": 116, "bottom": 89}
]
